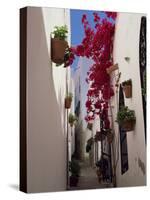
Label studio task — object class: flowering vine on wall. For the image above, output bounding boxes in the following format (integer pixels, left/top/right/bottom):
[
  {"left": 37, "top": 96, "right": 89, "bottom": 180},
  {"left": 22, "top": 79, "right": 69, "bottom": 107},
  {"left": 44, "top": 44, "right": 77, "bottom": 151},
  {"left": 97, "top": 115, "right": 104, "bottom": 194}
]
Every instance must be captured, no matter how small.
[{"left": 67, "top": 12, "right": 117, "bottom": 130}]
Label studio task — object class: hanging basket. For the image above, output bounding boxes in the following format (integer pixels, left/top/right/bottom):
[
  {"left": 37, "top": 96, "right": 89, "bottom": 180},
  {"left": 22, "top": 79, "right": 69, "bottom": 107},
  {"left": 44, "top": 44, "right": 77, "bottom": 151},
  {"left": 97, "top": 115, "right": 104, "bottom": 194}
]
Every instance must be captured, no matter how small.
[
  {"left": 65, "top": 98, "right": 72, "bottom": 109},
  {"left": 123, "top": 85, "right": 132, "bottom": 98},
  {"left": 69, "top": 122, "right": 74, "bottom": 127},
  {"left": 107, "top": 132, "right": 114, "bottom": 144},
  {"left": 51, "top": 38, "right": 68, "bottom": 64},
  {"left": 87, "top": 123, "right": 93, "bottom": 130},
  {"left": 95, "top": 131, "right": 106, "bottom": 141},
  {"left": 86, "top": 143, "right": 91, "bottom": 153},
  {"left": 86, "top": 137, "right": 93, "bottom": 153},
  {"left": 106, "top": 63, "right": 118, "bottom": 75},
  {"left": 121, "top": 120, "right": 136, "bottom": 132}
]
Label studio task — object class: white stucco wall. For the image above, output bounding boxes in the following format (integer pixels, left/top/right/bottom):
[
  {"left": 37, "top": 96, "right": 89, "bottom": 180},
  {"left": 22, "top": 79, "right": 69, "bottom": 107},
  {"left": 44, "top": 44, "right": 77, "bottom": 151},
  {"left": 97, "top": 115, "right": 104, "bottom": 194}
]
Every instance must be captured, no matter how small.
[
  {"left": 26, "top": 7, "right": 72, "bottom": 193},
  {"left": 112, "top": 12, "right": 146, "bottom": 187}
]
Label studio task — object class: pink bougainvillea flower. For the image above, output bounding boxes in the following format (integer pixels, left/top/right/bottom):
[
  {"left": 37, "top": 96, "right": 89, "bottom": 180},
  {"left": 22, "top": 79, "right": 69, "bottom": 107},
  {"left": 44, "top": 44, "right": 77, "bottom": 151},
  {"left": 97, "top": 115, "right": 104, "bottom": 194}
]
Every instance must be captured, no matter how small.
[
  {"left": 105, "top": 12, "right": 117, "bottom": 20},
  {"left": 93, "top": 12, "right": 100, "bottom": 22},
  {"left": 82, "top": 14, "right": 87, "bottom": 24},
  {"left": 67, "top": 11, "right": 117, "bottom": 128}
]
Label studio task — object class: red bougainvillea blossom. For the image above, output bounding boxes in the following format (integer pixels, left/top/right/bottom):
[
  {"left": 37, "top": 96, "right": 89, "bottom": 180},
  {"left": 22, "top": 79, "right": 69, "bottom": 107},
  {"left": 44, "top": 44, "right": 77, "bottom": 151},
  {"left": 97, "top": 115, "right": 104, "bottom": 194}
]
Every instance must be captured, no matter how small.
[{"left": 69, "top": 12, "right": 117, "bottom": 130}]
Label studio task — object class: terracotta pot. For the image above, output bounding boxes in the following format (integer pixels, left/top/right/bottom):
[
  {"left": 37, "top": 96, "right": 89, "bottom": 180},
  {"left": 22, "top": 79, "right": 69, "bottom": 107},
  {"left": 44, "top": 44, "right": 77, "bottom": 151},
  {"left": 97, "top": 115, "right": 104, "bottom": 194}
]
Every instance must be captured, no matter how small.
[
  {"left": 69, "top": 123, "right": 73, "bottom": 127},
  {"left": 107, "top": 133, "right": 114, "bottom": 144},
  {"left": 70, "top": 176, "right": 78, "bottom": 187},
  {"left": 95, "top": 131, "right": 106, "bottom": 141},
  {"left": 121, "top": 120, "right": 135, "bottom": 132},
  {"left": 96, "top": 169, "right": 102, "bottom": 183},
  {"left": 51, "top": 38, "right": 68, "bottom": 64},
  {"left": 106, "top": 63, "right": 118, "bottom": 75},
  {"left": 123, "top": 85, "right": 132, "bottom": 98},
  {"left": 65, "top": 98, "right": 72, "bottom": 109},
  {"left": 87, "top": 123, "right": 93, "bottom": 130},
  {"left": 96, "top": 169, "right": 102, "bottom": 177}
]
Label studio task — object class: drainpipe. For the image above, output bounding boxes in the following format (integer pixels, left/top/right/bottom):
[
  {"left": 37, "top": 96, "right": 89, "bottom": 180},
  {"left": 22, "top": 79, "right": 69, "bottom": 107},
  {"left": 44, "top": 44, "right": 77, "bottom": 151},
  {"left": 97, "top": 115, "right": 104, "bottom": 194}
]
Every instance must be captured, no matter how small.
[{"left": 66, "top": 61, "right": 69, "bottom": 189}]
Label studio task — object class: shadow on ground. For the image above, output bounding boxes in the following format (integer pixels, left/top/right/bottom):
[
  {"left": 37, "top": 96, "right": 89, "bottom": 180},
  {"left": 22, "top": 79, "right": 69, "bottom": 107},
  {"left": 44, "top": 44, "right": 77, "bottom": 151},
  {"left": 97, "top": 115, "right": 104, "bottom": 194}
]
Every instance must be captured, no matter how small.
[{"left": 9, "top": 184, "right": 19, "bottom": 191}]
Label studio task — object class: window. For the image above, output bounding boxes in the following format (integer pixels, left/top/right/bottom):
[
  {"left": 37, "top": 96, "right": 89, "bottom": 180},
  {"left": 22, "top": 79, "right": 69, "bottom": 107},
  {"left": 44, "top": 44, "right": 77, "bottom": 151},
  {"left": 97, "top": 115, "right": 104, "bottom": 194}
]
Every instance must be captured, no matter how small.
[
  {"left": 119, "top": 85, "right": 129, "bottom": 174},
  {"left": 139, "top": 16, "right": 146, "bottom": 140}
]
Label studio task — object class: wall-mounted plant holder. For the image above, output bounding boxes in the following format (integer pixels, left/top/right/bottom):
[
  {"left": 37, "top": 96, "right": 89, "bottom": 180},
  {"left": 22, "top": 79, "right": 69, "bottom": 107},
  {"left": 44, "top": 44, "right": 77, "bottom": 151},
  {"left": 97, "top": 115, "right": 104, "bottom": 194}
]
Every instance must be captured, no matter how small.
[
  {"left": 87, "top": 123, "right": 93, "bottom": 130},
  {"left": 86, "top": 137, "right": 93, "bottom": 152},
  {"left": 65, "top": 98, "right": 71, "bottom": 109},
  {"left": 51, "top": 38, "right": 68, "bottom": 64},
  {"left": 116, "top": 106, "right": 136, "bottom": 132},
  {"left": 121, "top": 120, "right": 136, "bottom": 132},
  {"left": 65, "top": 93, "right": 73, "bottom": 109},
  {"left": 122, "top": 79, "right": 132, "bottom": 98},
  {"left": 51, "top": 25, "right": 68, "bottom": 65},
  {"left": 68, "top": 113, "right": 77, "bottom": 127},
  {"left": 94, "top": 131, "right": 106, "bottom": 141},
  {"left": 124, "top": 57, "right": 130, "bottom": 62},
  {"left": 106, "top": 130, "right": 114, "bottom": 144},
  {"left": 106, "top": 63, "right": 119, "bottom": 75}
]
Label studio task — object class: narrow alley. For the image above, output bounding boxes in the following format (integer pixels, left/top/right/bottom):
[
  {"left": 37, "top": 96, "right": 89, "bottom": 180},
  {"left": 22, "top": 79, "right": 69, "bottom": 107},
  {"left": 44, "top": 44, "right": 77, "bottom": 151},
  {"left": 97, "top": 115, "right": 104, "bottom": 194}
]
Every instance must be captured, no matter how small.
[{"left": 70, "top": 159, "right": 113, "bottom": 190}]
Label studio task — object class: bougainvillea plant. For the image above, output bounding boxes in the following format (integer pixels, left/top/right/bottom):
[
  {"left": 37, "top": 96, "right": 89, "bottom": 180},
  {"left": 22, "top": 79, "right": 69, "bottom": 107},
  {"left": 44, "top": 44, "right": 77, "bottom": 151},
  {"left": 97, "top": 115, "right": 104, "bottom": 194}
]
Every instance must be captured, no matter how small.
[{"left": 68, "top": 12, "right": 117, "bottom": 130}]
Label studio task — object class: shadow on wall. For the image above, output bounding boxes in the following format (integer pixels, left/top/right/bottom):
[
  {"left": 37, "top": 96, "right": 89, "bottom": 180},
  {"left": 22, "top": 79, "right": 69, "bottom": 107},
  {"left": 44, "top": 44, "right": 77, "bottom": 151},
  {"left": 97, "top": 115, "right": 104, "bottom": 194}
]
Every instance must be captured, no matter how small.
[
  {"left": 27, "top": 7, "right": 66, "bottom": 192},
  {"left": 58, "top": 87, "right": 66, "bottom": 136}
]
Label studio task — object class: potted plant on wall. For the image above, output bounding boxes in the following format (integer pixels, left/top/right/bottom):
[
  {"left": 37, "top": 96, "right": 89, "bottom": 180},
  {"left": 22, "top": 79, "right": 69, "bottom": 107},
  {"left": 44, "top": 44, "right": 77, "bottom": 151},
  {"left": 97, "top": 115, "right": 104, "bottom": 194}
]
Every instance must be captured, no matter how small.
[
  {"left": 106, "top": 129, "right": 114, "bottom": 144},
  {"left": 65, "top": 92, "right": 73, "bottom": 109},
  {"left": 122, "top": 79, "right": 132, "bottom": 98},
  {"left": 69, "top": 159, "right": 80, "bottom": 187},
  {"left": 51, "top": 25, "right": 68, "bottom": 65},
  {"left": 68, "top": 113, "right": 77, "bottom": 127},
  {"left": 116, "top": 106, "right": 136, "bottom": 131},
  {"left": 106, "top": 63, "right": 118, "bottom": 75},
  {"left": 86, "top": 137, "right": 94, "bottom": 153},
  {"left": 94, "top": 130, "right": 106, "bottom": 142},
  {"left": 87, "top": 123, "right": 93, "bottom": 131}
]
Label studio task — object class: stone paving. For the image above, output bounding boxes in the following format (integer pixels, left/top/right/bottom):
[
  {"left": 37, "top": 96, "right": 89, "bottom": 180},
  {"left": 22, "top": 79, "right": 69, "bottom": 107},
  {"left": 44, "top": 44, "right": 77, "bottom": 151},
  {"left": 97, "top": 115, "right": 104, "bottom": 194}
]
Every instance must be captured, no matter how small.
[{"left": 70, "top": 160, "right": 113, "bottom": 190}]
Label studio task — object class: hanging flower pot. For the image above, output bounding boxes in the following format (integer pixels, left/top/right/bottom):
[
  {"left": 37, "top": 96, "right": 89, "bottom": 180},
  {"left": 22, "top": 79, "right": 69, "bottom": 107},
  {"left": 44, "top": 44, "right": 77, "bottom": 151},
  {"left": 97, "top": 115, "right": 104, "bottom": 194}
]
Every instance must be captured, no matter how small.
[
  {"left": 106, "top": 131, "right": 114, "bottom": 144},
  {"left": 65, "top": 98, "right": 71, "bottom": 109},
  {"left": 106, "top": 63, "right": 118, "bottom": 75},
  {"left": 116, "top": 106, "right": 136, "bottom": 132},
  {"left": 51, "top": 38, "right": 68, "bottom": 64},
  {"left": 94, "top": 131, "right": 106, "bottom": 141},
  {"left": 69, "top": 122, "right": 74, "bottom": 127},
  {"left": 122, "top": 79, "right": 132, "bottom": 98},
  {"left": 86, "top": 137, "right": 93, "bottom": 153},
  {"left": 51, "top": 25, "right": 68, "bottom": 65},
  {"left": 68, "top": 113, "right": 77, "bottom": 127},
  {"left": 121, "top": 119, "right": 136, "bottom": 131},
  {"left": 65, "top": 93, "right": 73, "bottom": 109},
  {"left": 87, "top": 123, "right": 93, "bottom": 130}
]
